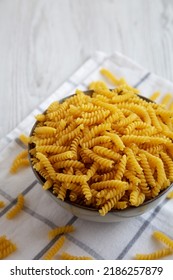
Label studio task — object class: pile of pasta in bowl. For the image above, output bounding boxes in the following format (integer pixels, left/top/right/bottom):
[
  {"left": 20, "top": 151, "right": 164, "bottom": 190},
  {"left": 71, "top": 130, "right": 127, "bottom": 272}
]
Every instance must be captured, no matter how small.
[{"left": 28, "top": 83, "right": 173, "bottom": 218}]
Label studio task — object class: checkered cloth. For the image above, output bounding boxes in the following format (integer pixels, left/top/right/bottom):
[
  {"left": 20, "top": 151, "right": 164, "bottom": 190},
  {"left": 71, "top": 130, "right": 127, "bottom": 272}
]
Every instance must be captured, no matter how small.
[{"left": 0, "top": 51, "right": 173, "bottom": 260}]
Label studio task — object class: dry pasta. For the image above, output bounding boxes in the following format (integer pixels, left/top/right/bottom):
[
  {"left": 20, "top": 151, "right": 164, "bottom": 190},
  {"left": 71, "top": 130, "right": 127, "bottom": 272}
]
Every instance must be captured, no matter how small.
[
  {"left": 135, "top": 248, "right": 173, "bottom": 260},
  {"left": 19, "top": 134, "right": 30, "bottom": 146},
  {"left": 166, "top": 191, "right": 173, "bottom": 199},
  {"left": 61, "top": 252, "right": 93, "bottom": 260},
  {"left": 0, "top": 235, "right": 17, "bottom": 259},
  {"left": 10, "top": 149, "right": 29, "bottom": 173},
  {"left": 153, "top": 231, "right": 173, "bottom": 250},
  {"left": 28, "top": 80, "right": 173, "bottom": 216},
  {"left": 0, "top": 201, "right": 5, "bottom": 208},
  {"left": 6, "top": 194, "right": 24, "bottom": 219},
  {"left": 43, "top": 236, "right": 66, "bottom": 260},
  {"left": 48, "top": 225, "right": 75, "bottom": 239}
]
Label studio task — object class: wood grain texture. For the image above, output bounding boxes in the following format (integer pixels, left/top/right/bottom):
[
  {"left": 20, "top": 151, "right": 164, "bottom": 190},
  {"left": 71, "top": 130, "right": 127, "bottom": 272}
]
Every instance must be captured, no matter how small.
[{"left": 0, "top": 0, "right": 173, "bottom": 138}]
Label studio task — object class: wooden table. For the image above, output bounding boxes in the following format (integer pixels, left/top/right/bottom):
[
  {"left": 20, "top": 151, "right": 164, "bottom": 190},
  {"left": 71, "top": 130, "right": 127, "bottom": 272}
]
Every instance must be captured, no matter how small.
[{"left": 0, "top": 0, "right": 173, "bottom": 139}]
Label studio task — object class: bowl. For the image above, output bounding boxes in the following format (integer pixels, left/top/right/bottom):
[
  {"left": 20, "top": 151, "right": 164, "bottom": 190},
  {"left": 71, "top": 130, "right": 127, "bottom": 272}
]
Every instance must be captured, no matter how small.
[{"left": 28, "top": 90, "right": 173, "bottom": 223}]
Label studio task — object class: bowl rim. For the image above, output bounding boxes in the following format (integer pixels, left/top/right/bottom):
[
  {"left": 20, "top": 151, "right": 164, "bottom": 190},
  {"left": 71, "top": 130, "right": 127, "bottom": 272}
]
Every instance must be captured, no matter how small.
[{"left": 28, "top": 90, "right": 173, "bottom": 213}]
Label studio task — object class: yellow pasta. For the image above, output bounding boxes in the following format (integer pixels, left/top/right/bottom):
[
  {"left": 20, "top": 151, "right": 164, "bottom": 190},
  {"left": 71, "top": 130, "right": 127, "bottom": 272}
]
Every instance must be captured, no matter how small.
[
  {"left": 0, "top": 201, "right": 5, "bottom": 208},
  {"left": 19, "top": 134, "right": 30, "bottom": 145},
  {"left": 161, "top": 93, "right": 172, "bottom": 106},
  {"left": 153, "top": 231, "right": 173, "bottom": 250},
  {"left": 48, "top": 225, "right": 75, "bottom": 239},
  {"left": 135, "top": 248, "right": 172, "bottom": 260},
  {"left": 149, "top": 91, "right": 160, "bottom": 101},
  {"left": 0, "top": 236, "right": 17, "bottom": 259},
  {"left": 44, "top": 236, "right": 66, "bottom": 260},
  {"left": 10, "top": 150, "right": 29, "bottom": 173},
  {"left": 100, "top": 68, "right": 127, "bottom": 86},
  {"left": 166, "top": 191, "right": 173, "bottom": 199},
  {"left": 61, "top": 252, "right": 93, "bottom": 260},
  {"left": 6, "top": 194, "right": 24, "bottom": 219}
]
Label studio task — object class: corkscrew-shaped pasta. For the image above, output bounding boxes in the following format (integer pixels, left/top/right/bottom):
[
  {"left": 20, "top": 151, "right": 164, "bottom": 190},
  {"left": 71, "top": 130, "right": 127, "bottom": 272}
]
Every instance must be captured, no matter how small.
[
  {"left": 56, "top": 173, "right": 87, "bottom": 184},
  {"left": 34, "top": 126, "right": 56, "bottom": 135},
  {"left": 83, "top": 148, "right": 114, "bottom": 168},
  {"left": 167, "top": 191, "right": 173, "bottom": 199},
  {"left": 0, "top": 236, "right": 17, "bottom": 259},
  {"left": 124, "top": 171, "right": 141, "bottom": 186},
  {"left": 125, "top": 148, "right": 142, "bottom": 174},
  {"left": 36, "top": 145, "right": 68, "bottom": 154},
  {"left": 49, "top": 151, "right": 74, "bottom": 163},
  {"left": 86, "top": 162, "right": 98, "bottom": 179},
  {"left": 160, "top": 152, "right": 173, "bottom": 181},
  {"left": 114, "top": 201, "right": 128, "bottom": 210},
  {"left": 47, "top": 101, "right": 59, "bottom": 113},
  {"left": 135, "top": 248, "right": 172, "bottom": 260},
  {"left": 10, "top": 149, "right": 29, "bottom": 173},
  {"left": 44, "top": 236, "right": 66, "bottom": 260},
  {"left": 153, "top": 231, "right": 173, "bottom": 250},
  {"left": 57, "top": 183, "right": 67, "bottom": 201},
  {"left": 76, "top": 110, "right": 110, "bottom": 125},
  {"left": 54, "top": 160, "right": 84, "bottom": 170},
  {"left": 91, "top": 180, "right": 128, "bottom": 191},
  {"left": 99, "top": 192, "right": 125, "bottom": 216},
  {"left": 89, "top": 80, "right": 108, "bottom": 91},
  {"left": 48, "top": 225, "right": 75, "bottom": 239},
  {"left": 114, "top": 155, "right": 127, "bottom": 180},
  {"left": 43, "top": 179, "right": 53, "bottom": 190},
  {"left": 150, "top": 91, "right": 160, "bottom": 101},
  {"left": 6, "top": 194, "right": 24, "bottom": 219},
  {"left": 36, "top": 152, "right": 56, "bottom": 180},
  {"left": 100, "top": 68, "right": 126, "bottom": 86},
  {"left": 61, "top": 252, "right": 93, "bottom": 260},
  {"left": 19, "top": 134, "right": 30, "bottom": 145},
  {"left": 81, "top": 123, "right": 111, "bottom": 143},
  {"left": 139, "top": 153, "right": 156, "bottom": 187},
  {"left": 93, "top": 146, "right": 121, "bottom": 161},
  {"left": 70, "top": 134, "right": 82, "bottom": 160},
  {"left": 0, "top": 201, "right": 5, "bottom": 208},
  {"left": 57, "top": 124, "right": 84, "bottom": 146},
  {"left": 82, "top": 135, "right": 111, "bottom": 148},
  {"left": 130, "top": 190, "right": 145, "bottom": 206}
]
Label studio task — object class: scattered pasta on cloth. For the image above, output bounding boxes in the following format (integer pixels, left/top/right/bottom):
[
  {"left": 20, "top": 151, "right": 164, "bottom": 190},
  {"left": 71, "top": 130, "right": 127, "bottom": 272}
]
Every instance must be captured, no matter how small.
[
  {"left": 0, "top": 235, "right": 17, "bottom": 259},
  {"left": 6, "top": 194, "right": 25, "bottom": 220},
  {"left": 5, "top": 67, "right": 173, "bottom": 260}
]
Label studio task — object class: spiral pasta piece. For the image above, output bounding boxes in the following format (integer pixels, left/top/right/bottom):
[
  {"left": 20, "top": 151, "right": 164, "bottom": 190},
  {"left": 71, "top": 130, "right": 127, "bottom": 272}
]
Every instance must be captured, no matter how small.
[
  {"left": 83, "top": 148, "right": 114, "bottom": 168},
  {"left": 114, "top": 155, "right": 127, "bottom": 180},
  {"left": 139, "top": 153, "right": 156, "bottom": 187},
  {"left": 61, "top": 252, "right": 93, "bottom": 260},
  {"left": 150, "top": 91, "right": 160, "bottom": 101},
  {"left": 0, "top": 236, "right": 17, "bottom": 259},
  {"left": 10, "top": 150, "right": 29, "bottom": 173},
  {"left": 48, "top": 225, "right": 75, "bottom": 239},
  {"left": 167, "top": 191, "right": 173, "bottom": 199},
  {"left": 135, "top": 248, "right": 172, "bottom": 260},
  {"left": 36, "top": 152, "right": 56, "bottom": 180},
  {"left": 153, "top": 231, "right": 173, "bottom": 250},
  {"left": 19, "top": 134, "right": 30, "bottom": 145},
  {"left": 0, "top": 201, "right": 5, "bottom": 208},
  {"left": 99, "top": 192, "right": 125, "bottom": 216},
  {"left": 44, "top": 236, "right": 66, "bottom": 260},
  {"left": 6, "top": 194, "right": 24, "bottom": 219}
]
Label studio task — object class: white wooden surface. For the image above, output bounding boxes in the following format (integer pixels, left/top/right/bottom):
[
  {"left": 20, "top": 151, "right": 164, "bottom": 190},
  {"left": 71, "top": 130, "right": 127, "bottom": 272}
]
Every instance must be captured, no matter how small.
[{"left": 0, "top": 0, "right": 173, "bottom": 139}]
